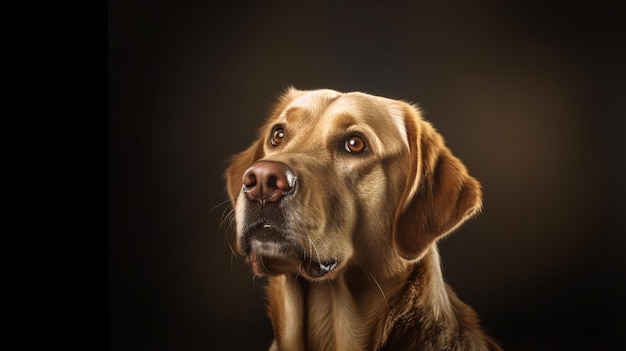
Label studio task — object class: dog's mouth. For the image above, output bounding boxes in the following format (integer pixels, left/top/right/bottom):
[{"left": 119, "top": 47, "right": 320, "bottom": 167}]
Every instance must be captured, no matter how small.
[{"left": 243, "top": 223, "right": 339, "bottom": 279}]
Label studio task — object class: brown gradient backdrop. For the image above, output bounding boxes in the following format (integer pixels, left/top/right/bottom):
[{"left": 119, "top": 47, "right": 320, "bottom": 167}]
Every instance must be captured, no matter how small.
[{"left": 109, "top": 1, "right": 625, "bottom": 350}]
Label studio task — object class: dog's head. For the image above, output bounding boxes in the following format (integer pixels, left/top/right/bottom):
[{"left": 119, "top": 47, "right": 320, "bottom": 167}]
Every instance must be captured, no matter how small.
[{"left": 225, "top": 88, "right": 482, "bottom": 281}]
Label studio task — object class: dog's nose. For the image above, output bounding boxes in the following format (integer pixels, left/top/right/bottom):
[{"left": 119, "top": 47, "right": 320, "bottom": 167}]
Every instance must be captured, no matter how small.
[{"left": 242, "top": 161, "right": 296, "bottom": 203}]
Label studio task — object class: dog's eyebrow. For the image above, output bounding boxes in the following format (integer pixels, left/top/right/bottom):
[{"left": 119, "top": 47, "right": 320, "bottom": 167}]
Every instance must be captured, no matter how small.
[
  {"left": 331, "top": 113, "right": 359, "bottom": 130},
  {"left": 282, "top": 107, "right": 304, "bottom": 123}
]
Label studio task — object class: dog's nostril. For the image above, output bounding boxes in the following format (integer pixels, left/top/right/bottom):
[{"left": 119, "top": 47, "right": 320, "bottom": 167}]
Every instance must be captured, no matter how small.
[
  {"left": 267, "top": 175, "right": 278, "bottom": 189},
  {"left": 243, "top": 172, "right": 257, "bottom": 189},
  {"left": 276, "top": 172, "right": 295, "bottom": 191}
]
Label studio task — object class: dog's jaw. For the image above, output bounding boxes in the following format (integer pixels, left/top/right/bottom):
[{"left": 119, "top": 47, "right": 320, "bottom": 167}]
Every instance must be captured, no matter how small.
[
  {"left": 243, "top": 225, "right": 341, "bottom": 280},
  {"left": 247, "top": 248, "right": 340, "bottom": 280}
]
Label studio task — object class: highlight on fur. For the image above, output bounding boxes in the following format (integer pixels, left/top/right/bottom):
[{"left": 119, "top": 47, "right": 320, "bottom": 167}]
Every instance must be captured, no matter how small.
[{"left": 225, "top": 88, "right": 502, "bottom": 351}]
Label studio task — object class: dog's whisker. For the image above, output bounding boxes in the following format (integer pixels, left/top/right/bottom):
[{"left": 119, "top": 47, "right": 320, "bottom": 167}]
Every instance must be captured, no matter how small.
[
  {"left": 225, "top": 237, "right": 237, "bottom": 257},
  {"left": 210, "top": 199, "right": 232, "bottom": 214},
  {"left": 306, "top": 235, "right": 315, "bottom": 267},
  {"left": 219, "top": 207, "right": 236, "bottom": 232},
  {"left": 308, "top": 235, "right": 323, "bottom": 266},
  {"left": 259, "top": 255, "right": 270, "bottom": 274},
  {"left": 251, "top": 273, "right": 257, "bottom": 287},
  {"left": 216, "top": 200, "right": 239, "bottom": 277},
  {"left": 355, "top": 261, "right": 390, "bottom": 313},
  {"left": 220, "top": 208, "right": 238, "bottom": 257}
]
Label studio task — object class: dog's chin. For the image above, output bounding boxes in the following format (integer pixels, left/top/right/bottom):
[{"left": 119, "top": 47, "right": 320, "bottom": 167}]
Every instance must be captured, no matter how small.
[{"left": 246, "top": 238, "right": 340, "bottom": 281}]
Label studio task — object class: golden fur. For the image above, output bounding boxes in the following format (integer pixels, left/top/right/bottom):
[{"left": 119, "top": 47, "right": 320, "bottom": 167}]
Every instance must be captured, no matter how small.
[{"left": 226, "top": 88, "right": 502, "bottom": 350}]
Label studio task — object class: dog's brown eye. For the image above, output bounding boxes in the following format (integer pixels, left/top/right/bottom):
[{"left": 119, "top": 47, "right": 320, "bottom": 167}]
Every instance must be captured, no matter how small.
[
  {"left": 271, "top": 127, "right": 285, "bottom": 146},
  {"left": 345, "top": 136, "right": 367, "bottom": 153}
]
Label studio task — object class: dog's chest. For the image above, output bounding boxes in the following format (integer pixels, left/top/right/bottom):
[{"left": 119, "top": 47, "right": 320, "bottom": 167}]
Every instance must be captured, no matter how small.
[
  {"left": 276, "top": 277, "right": 369, "bottom": 351},
  {"left": 306, "top": 283, "right": 367, "bottom": 351}
]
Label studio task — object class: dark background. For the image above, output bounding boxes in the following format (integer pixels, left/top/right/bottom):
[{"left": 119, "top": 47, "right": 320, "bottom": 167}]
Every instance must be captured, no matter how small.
[{"left": 109, "top": 1, "right": 625, "bottom": 350}]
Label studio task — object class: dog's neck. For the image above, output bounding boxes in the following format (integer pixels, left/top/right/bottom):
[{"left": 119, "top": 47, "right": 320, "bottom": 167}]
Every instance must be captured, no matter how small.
[{"left": 266, "top": 246, "right": 463, "bottom": 351}]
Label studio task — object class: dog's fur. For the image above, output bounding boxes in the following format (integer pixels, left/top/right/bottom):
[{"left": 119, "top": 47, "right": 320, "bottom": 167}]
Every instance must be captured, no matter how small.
[{"left": 226, "top": 88, "right": 502, "bottom": 350}]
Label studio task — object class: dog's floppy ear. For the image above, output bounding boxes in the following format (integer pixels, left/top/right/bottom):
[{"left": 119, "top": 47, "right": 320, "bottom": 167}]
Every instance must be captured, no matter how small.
[
  {"left": 225, "top": 87, "right": 304, "bottom": 206},
  {"left": 392, "top": 103, "right": 483, "bottom": 260}
]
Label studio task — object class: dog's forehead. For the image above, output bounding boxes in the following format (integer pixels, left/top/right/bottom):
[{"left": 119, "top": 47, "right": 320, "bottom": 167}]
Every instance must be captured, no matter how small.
[
  {"left": 280, "top": 90, "right": 409, "bottom": 148},
  {"left": 284, "top": 89, "right": 342, "bottom": 115}
]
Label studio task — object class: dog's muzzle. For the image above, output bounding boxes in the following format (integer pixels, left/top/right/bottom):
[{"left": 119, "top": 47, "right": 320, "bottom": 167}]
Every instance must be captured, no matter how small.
[{"left": 239, "top": 160, "right": 338, "bottom": 279}]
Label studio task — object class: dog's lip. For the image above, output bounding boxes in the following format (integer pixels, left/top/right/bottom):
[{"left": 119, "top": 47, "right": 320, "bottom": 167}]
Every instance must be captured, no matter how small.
[{"left": 305, "top": 259, "right": 339, "bottom": 278}]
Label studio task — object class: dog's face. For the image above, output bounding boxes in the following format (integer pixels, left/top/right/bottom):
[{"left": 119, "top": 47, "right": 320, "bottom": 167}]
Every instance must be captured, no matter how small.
[{"left": 226, "top": 88, "right": 482, "bottom": 281}]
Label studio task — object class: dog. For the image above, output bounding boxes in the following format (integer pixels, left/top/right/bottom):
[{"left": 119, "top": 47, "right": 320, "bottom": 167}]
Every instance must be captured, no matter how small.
[{"left": 225, "top": 88, "right": 502, "bottom": 350}]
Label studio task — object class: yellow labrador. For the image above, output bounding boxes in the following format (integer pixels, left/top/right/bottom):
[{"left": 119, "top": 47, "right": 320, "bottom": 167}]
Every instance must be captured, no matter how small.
[{"left": 226, "top": 88, "right": 502, "bottom": 350}]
